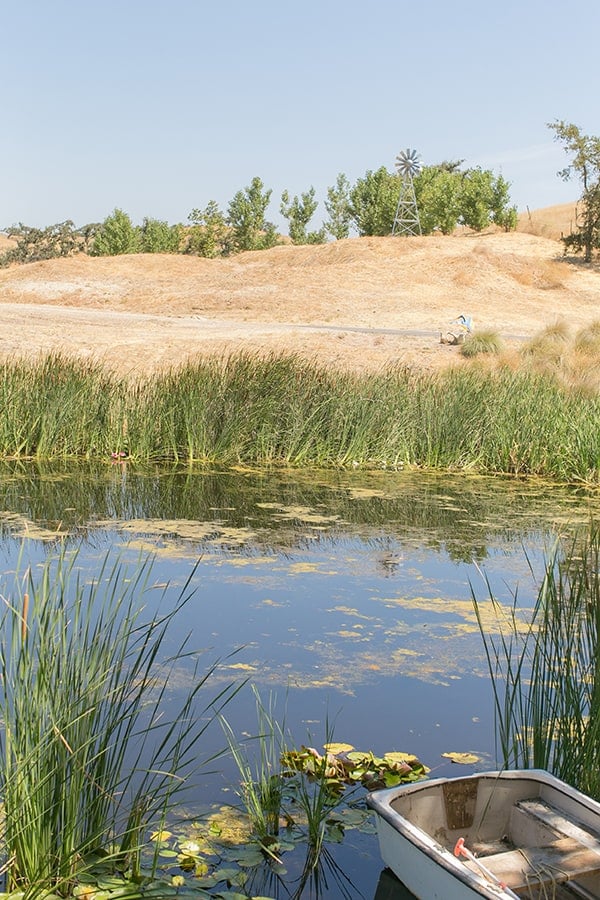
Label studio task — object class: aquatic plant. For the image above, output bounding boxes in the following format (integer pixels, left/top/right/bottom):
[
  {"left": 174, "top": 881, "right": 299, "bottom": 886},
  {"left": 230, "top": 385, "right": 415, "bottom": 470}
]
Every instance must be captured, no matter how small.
[
  {"left": 0, "top": 548, "right": 237, "bottom": 898},
  {"left": 474, "top": 522, "right": 600, "bottom": 799},
  {"left": 221, "top": 686, "right": 287, "bottom": 849},
  {"left": 2, "top": 350, "right": 600, "bottom": 481}
]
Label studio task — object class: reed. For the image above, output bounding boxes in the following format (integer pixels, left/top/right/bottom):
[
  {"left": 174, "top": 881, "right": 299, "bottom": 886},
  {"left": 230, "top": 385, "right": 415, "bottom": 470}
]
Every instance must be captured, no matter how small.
[
  {"left": 2, "top": 351, "right": 600, "bottom": 481},
  {"left": 474, "top": 523, "right": 600, "bottom": 799},
  {"left": 221, "top": 686, "right": 287, "bottom": 848},
  {"left": 0, "top": 548, "right": 236, "bottom": 897}
]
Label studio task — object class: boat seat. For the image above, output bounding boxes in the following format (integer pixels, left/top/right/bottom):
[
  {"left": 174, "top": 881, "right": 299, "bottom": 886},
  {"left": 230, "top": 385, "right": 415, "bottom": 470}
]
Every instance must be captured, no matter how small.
[
  {"left": 516, "top": 798, "right": 600, "bottom": 853},
  {"left": 464, "top": 838, "right": 600, "bottom": 891}
]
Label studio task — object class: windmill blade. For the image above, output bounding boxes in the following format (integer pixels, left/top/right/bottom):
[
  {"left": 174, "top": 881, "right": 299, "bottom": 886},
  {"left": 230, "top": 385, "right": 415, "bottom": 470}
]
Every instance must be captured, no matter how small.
[{"left": 395, "top": 147, "right": 421, "bottom": 178}]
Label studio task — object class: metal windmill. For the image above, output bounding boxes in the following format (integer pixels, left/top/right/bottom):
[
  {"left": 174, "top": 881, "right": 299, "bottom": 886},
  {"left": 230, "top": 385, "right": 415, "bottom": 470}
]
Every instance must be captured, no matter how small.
[{"left": 392, "top": 148, "right": 422, "bottom": 236}]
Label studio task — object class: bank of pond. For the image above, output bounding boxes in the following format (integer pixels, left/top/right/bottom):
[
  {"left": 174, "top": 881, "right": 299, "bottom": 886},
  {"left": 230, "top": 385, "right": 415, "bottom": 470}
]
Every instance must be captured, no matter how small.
[{"left": 2, "top": 351, "right": 600, "bottom": 481}]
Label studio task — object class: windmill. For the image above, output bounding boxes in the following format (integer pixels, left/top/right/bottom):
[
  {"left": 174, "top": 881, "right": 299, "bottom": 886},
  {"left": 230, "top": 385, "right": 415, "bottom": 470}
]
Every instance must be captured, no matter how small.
[{"left": 392, "top": 148, "right": 422, "bottom": 236}]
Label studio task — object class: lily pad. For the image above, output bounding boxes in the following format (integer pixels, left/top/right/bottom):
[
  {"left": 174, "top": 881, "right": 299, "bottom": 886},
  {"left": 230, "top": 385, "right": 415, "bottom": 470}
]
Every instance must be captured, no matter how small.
[
  {"left": 442, "top": 751, "right": 481, "bottom": 764},
  {"left": 323, "top": 742, "right": 354, "bottom": 754}
]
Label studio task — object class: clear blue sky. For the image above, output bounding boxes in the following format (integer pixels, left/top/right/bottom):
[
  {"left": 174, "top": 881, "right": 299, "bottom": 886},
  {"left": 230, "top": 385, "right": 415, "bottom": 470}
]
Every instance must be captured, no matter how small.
[{"left": 1, "top": 0, "right": 598, "bottom": 231}]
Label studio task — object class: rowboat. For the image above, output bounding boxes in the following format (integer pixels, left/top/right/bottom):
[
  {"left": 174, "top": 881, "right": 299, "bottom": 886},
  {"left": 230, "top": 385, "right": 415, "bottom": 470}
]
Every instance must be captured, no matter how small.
[{"left": 366, "top": 770, "right": 600, "bottom": 899}]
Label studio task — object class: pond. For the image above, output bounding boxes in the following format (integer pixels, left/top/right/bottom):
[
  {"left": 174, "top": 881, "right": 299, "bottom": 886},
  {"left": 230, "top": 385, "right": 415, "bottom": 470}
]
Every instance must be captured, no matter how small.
[{"left": 1, "top": 461, "right": 598, "bottom": 899}]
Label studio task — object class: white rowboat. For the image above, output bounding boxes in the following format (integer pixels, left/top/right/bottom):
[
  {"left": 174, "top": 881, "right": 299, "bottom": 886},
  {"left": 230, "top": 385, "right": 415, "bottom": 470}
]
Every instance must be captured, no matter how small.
[{"left": 367, "top": 769, "right": 600, "bottom": 899}]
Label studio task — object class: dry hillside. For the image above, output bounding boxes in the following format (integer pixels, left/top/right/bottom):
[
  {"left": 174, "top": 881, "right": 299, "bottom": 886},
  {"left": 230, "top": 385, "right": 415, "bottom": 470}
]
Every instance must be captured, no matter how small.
[{"left": 0, "top": 202, "right": 597, "bottom": 374}]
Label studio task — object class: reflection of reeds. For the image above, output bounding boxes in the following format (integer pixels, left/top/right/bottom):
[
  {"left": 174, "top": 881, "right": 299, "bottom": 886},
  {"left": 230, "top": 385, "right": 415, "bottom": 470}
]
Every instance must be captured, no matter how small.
[
  {"left": 2, "top": 350, "right": 600, "bottom": 480},
  {"left": 474, "top": 524, "right": 600, "bottom": 799},
  {"left": 0, "top": 549, "right": 235, "bottom": 897}
]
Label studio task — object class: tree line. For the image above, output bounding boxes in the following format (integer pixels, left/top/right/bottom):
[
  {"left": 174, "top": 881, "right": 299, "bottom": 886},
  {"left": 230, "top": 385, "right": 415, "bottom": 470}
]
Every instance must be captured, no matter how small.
[{"left": 2, "top": 122, "right": 598, "bottom": 264}]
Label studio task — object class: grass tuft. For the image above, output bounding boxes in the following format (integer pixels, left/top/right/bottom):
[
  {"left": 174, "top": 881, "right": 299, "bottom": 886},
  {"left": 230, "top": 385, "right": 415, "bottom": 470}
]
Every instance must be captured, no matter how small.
[{"left": 460, "top": 330, "right": 503, "bottom": 358}]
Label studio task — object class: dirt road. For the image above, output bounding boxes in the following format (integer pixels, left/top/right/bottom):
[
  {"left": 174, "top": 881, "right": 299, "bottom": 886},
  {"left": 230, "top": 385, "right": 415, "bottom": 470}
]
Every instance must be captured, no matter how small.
[{"left": 1, "top": 225, "right": 598, "bottom": 374}]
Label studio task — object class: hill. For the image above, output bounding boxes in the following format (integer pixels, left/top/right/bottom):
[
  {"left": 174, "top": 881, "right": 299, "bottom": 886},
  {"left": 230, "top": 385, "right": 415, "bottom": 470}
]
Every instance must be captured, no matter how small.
[{"left": 0, "top": 202, "right": 597, "bottom": 374}]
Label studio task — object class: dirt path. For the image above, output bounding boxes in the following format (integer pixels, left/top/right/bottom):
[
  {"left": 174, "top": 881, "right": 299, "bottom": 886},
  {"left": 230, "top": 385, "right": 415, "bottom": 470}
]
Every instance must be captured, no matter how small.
[{"left": 1, "top": 226, "right": 598, "bottom": 374}]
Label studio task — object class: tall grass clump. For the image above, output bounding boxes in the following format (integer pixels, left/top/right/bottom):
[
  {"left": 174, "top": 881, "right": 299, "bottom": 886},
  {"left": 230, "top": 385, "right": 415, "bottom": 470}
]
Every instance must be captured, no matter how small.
[
  {"left": 520, "top": 320, "right": 571, "bottom": 369},
  {"left": 459, "top": 329, "right": 503, "bottom": 359},
  {"left": 0, "top": 353, "right": 122, "bottom": 458},
  {"left": 0, "top": 548, "right": 236, "bottom": 898},
  {"left": 474, "top": 523, "right": 600, "bottom": 799}
]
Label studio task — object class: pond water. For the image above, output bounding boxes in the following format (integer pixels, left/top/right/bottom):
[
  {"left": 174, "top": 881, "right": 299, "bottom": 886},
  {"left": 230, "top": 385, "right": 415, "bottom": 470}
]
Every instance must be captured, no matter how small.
[{"left": 1, "top": 461, "right": 598, "bottom": 899}]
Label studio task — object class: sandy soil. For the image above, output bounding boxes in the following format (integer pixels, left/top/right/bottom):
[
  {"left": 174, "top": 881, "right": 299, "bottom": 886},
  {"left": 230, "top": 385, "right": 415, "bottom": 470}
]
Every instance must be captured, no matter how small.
[{"left": 0, "top": 202, "right": 597, "bottom": 375}]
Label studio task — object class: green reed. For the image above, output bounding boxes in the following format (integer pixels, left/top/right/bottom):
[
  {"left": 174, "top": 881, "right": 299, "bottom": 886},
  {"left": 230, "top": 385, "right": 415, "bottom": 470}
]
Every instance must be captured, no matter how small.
[
  {"left": 475, "top": 523, "right": 600, "bottom": 799},
  {"left": 221, "top": 686, "right": 287, "bottom": 848},
  {"left": 0, "top": 548, "right": 236, "bottom": 898},
  {"left": 2, "top": 352, "right": 600, "bottom": 480}
]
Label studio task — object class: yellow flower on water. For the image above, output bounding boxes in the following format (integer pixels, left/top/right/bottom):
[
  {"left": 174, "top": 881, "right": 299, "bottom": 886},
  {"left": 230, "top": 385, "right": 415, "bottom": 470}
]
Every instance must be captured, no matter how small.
[{"left": 172, "top": 874, "right": 185, "bottom": 887}]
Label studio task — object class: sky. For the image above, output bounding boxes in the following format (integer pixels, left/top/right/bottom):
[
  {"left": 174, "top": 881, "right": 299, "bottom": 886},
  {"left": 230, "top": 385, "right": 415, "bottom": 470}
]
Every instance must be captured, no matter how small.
[{"left": 1, "top": 0, "right": 599, "bottom": 231}]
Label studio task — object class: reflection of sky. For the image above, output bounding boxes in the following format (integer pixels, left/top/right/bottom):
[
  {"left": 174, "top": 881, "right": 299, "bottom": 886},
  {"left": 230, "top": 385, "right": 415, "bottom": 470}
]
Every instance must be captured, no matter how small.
[
  {"left": 0, "top": 467, "right": 593, "bottom": 776},
  {"left": 0, "top": 524, "right": 543, "bottom": 761},
  {"left": 0, "top": 471, "right": 589, "bottom": 900}
]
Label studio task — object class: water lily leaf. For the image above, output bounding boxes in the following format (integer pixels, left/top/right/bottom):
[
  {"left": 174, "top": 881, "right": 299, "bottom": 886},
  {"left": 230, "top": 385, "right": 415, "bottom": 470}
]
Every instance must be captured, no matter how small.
[
  {"left": 234, "top": 851, "right": 264, "bottom": 868},
  {"left": 214, "top": 893, "right": 248, "bottom": 900},
  {"left": 442, "top": 751, "right": 480, "bottom": 764},
  {"left": 323, "top": 742, "right": 354, "bottom": 754},
  {"left": 384, "top": 752, "right": 419, "bottom": 764},
  {"left": 346, "top": 751, "right": 370, "bottom": 763},
  {"left": 150, "top": 829, "right": 173, "bottom": 842},
  {"left": 325, "top": 822, "right": 345, "bottom": 842}
]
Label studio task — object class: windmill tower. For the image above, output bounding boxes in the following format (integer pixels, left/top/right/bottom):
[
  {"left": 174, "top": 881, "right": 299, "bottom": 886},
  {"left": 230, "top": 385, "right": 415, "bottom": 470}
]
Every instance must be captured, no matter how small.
[{"left": 392, "top": 148, "right": 422, "bottom": 236}]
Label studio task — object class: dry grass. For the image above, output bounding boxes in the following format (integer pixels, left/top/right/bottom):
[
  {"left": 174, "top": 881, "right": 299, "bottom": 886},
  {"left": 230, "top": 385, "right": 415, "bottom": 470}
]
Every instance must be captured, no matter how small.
[
  {"left": 0, "top": 202, "right": 598, "bottom": 376},
  {"left": 517, "top": 202, "right": 579, "bottom": 241}
]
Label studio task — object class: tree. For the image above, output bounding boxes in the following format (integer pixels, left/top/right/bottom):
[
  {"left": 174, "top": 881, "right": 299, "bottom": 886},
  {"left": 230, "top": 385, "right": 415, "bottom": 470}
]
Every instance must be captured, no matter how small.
[
  {"left": 91, "top": 209, "right": 140, "bottom": 256},
  {"left": 0, "top": 220, "right": 81, "bottom": 265},
  {"left": 227, "top": 177, "right": 279, "bottom": 252},
  {"left": 548, "top": 120, "right": 600, "bottom": 262},
  {"left": 414, "top": 168, "right": 461, "bottom": 235},
  {"left": 348, "top": 167, "right": 400, "bottom": 236},
  {"left": 185, "top": 202, "right": 230, "bottom": 257},
  {"left": 324, "top": 173, "right": 352, "bottom": 240},
  {"left": 280, "top": 187, "right": 325, "bottom": 244},
  {"left": 139, "top": 217, "right": 181, "bottom": 253}
]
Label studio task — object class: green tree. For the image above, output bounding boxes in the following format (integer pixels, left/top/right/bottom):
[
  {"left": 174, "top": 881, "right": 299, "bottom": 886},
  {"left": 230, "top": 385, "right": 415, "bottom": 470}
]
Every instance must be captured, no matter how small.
[
  {"left": 414, "top": 168, "right": 461, "bottom": 235},
  {"left": 91, "top": 209, "right": 141, "bottom": 256},
  {"left": 185, "top": 202, "right": 230, "bottom": 257},
  {"left": 227, "top": 177, "right": 279, "bottom": 252},
  {"left": 348, "top": 167, "right": 400, "bottom": 236},
  {"left": 324, "top": 173, "right": 352, "bottom": 240},
  {"left": 489, "top": 175, "right": 518, "bottom": 231},
  {"left": 139, "top": 217, "right": 181, "bottom": 253},
  {"left": 548, "top": 120, "right": 600, "bottom": 262},
  {"left": 280, "top": 187, "right": 325, "bottom": 244}
]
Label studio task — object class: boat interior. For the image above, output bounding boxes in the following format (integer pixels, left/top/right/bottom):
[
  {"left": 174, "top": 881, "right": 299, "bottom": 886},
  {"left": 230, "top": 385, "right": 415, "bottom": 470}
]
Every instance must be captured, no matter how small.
[{"left": 390, "top": 776, "right": 600, "bottom": 898}]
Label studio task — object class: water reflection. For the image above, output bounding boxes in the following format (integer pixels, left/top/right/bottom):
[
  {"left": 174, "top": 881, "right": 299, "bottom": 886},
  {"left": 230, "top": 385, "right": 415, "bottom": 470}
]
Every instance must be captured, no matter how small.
[{"left": 0, "top": 462, "right": 598, "bottom": 900}]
